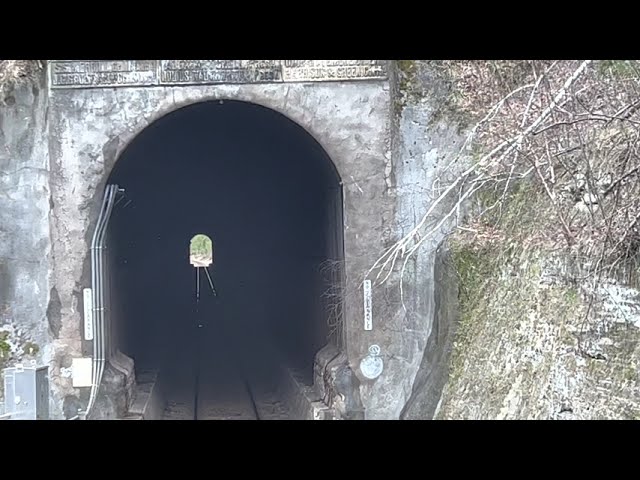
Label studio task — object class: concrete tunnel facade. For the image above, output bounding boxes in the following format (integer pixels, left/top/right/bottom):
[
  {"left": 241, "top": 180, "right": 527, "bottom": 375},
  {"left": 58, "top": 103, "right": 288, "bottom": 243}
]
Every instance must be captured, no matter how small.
[{"left": 1, "top": 61, "right": 460, "bottom": 419}]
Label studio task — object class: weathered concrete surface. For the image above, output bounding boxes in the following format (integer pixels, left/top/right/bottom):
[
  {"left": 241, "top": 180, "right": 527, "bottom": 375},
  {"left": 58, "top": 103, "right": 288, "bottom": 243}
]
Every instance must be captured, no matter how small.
[
  {"left": 0, "top": 67, "right": 52, "bottom": 409},
  {"left": 356, "top": 64, "right": 467, "bottom": 419},
  {"left": 2, "top": 61, "right": 467, "bottom": 419},
  {"left": 44, "top": 80, "right": 392, "bottom": 418},
  {"left": 400, "top": 243, "right": 459, "bottom": 419}
]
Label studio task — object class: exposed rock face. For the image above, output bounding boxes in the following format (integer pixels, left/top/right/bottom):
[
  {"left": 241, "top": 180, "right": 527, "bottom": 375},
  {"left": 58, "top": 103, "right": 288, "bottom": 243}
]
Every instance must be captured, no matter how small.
[
  {"left": 436, "top": 250, "right": 640, "bottom": 420},
  {"left": 0, "top": 65, "right": 53, "bottom": 410},
  {"left": 357, "top": 62, "right": 467, "bottom": 419},
  {"left": 400, "top": 243, "right": 459, "bottom": 419}
]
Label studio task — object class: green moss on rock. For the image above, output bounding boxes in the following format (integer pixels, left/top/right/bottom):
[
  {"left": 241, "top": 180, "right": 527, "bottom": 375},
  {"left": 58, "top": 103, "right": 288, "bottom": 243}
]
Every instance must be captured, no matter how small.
[
  {"left": 22, "top": 342, "right": 39, "bottom": 356},
  {"left": 597, "top": 60, "right": 640, "bottom": 79},
  {"left": 394, "top": 60, "right": 418, "bottom": 116},
  {"left": 0, "top": 332, "right": 10, "bottom": 357}
]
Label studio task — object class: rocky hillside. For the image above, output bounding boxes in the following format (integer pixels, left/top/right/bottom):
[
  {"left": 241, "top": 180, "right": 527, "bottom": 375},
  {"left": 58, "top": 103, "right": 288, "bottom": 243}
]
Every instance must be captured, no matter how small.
[{"left": 394, "top": 60, "right": 640, "bottom": 419}]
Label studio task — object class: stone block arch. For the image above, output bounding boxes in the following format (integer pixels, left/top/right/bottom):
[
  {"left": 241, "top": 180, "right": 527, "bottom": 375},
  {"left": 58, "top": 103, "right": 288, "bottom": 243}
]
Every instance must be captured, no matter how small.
[{"left": 43, "top": 67, "right": 419, "bottom": 420}]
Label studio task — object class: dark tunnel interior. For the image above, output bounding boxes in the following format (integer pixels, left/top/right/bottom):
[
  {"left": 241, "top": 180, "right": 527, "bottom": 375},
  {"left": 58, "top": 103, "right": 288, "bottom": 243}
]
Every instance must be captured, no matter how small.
[{"left": 105, "top": 100, "right": 344, "bottom": 419}]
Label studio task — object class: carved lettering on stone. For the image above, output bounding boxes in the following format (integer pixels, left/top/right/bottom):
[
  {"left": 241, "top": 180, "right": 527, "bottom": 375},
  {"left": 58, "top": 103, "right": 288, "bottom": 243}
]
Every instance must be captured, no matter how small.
[
  {"left": 160, "top": 60, "right": 283, "bottom": 85},
  {"left": 49, "top": 60, "right": 389, "bottom": 89},
  {"left": 282, "top": 60, "right": 388, "bottom": 82},
  {"left": 50, "top": 60, "right": 159, "bottom": 88}
]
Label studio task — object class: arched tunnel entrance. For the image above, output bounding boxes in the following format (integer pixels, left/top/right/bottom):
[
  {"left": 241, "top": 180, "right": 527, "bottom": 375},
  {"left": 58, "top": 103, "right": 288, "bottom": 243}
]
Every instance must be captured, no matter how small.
[{"left": 103, "top": 100, "right": 345, "bottom": 419}]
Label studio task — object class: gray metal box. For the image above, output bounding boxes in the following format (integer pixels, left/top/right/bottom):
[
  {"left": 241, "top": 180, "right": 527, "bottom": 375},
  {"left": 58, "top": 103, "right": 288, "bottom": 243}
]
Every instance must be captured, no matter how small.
[{"left": 3, "top": 365, "right": 49, "bottom": 420}]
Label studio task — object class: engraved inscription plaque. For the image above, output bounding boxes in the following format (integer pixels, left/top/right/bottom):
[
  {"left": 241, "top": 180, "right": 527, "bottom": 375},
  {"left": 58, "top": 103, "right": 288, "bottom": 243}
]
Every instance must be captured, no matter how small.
[
  {"left": 49, "top": 60, "right": 389, "bottom": 89},
  {"left": 160, "top": 60, "right": 282, "bottom": 85},
  {"left": 50, "top": 60, "right": 159, "bottom": 88},
  {"left": 282, "top": 60, "right": 388, "bottom": 82}
]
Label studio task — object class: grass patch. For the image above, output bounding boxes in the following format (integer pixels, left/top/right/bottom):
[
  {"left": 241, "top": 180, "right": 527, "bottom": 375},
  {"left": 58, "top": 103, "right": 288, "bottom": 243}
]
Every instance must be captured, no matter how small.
[
  {"left": 0, "top": 332, "right": 10, "bottom": 358},
  {"left": 0, "top": 332, "right": 10, "bottom": 397},
  {"left": 597, "top": 60, "right": 640, "bottom": 79},
  {"left": 394, "top": 60, "right": 419, "bottom": 116},
  {"left": 444, "top": 178, "right": 563, "bottom": 388},
  {"left": 394, "top": 60, "right": 474, "bottom": 133},
  {"left": 448, "top": 242, "right": 499, "bottom": 383},
  {"left": 564, "top": 287, "right": 580, "bottom": 307},
  {"left": 22, "top": 342, "right": 39, "bottom": 356}
]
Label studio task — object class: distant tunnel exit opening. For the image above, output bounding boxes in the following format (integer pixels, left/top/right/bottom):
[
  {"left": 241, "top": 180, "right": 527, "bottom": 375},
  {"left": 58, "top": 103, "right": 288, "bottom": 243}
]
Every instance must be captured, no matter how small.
[
  {"left": 103, "top": 100, "right": 345, "bottom": 419},
  {"left": 189, "top": 234, "right": 213, "bottom": 267}
]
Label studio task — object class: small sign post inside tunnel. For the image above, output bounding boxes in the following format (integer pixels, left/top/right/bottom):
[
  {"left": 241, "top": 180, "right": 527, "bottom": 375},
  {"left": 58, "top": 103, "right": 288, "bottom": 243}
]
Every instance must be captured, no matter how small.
[
  {"left": 83, "top": 288, "right": 93, "bottom": 341},
  {"left": 364, "top": 280, "right": 373, "bottom": 331}
]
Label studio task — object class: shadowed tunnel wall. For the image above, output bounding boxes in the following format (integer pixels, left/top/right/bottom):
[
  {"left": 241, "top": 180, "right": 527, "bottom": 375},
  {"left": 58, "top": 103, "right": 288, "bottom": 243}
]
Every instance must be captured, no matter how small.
[{"left": 105, "top": 100, "right": 344, "bottom": 385}]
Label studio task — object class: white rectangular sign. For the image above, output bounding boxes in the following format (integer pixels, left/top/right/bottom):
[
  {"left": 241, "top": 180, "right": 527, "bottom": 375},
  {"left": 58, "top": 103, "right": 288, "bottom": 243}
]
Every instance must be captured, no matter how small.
[
  {"left": 363, "top": 279, "right": 373, "bottom": 331},
  {"left": 83, "top": 288, "right": 94, "bottom": 341},
  {"left": 72, "top": 357, "right": 93, "bottom": 388}
]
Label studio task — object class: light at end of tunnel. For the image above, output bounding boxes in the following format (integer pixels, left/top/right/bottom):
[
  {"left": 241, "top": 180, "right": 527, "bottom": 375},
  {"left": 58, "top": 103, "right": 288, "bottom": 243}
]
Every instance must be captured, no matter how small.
[{"left": 189, "top": 234, "right": 214, "bottom": 267}]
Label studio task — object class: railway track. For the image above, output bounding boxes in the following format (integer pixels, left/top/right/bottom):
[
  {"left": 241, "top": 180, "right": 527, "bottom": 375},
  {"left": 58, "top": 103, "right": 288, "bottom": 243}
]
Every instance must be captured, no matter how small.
[{"left": 160, "top": 322, "right": 290, "bottom": 420}]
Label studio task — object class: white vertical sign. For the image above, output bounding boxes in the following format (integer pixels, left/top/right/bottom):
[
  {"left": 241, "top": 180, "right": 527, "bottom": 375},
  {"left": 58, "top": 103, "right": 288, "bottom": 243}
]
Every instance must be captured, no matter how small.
[
  {"left": 363, "top": 279, "right": 373, "bottom": 331},
  {"left": 83, "top": 288, "right": 94, "bottom": 341}
]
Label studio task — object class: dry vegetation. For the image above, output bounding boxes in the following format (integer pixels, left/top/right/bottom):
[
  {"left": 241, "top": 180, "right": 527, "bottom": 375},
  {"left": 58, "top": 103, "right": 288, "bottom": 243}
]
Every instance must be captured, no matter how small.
[
  {"left": 446, "top": 60, "right": 640, "bottom": 281},
  {"left": 373, "top": 60, "right": 640, "bottom": 297},
  {"left": 376, "top": 62, "right": 640, "bottom": 417},
  {"left": 319, "top": 258, "right": 350, "bottom": 345}
]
